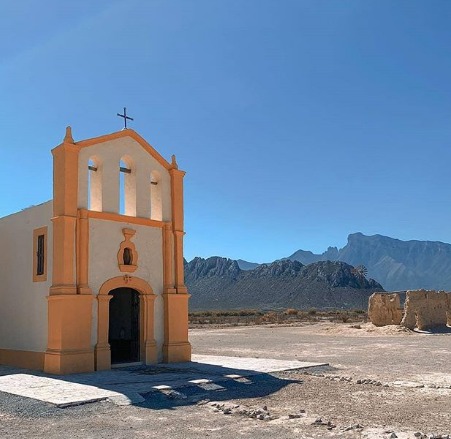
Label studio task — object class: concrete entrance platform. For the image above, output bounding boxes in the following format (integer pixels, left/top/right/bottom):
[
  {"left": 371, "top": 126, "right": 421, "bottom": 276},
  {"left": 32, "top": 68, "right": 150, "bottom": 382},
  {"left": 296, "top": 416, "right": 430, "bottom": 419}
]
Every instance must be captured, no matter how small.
[{"left": 0, "top": 355, "right": 327, "bottom": 408}]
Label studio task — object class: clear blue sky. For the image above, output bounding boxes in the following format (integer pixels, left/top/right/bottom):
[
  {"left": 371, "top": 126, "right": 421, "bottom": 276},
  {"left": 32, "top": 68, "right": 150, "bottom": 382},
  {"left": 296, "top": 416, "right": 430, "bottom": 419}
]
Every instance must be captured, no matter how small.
[{"left": 2, "top": 1, "right": 451, "bottom": 262}]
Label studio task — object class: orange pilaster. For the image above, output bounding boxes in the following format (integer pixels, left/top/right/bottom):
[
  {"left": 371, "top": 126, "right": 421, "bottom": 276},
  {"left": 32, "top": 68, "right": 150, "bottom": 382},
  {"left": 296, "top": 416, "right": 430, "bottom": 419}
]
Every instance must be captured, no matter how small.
[
  {"left": 51, "top": 216, "right": 77, "bottom": 294},
  {"left": 50, "top": 129, "right": 79, "bottom": 294},
  {"left": 45, "top": 128, "right": 94, "bottom": 374},
  {"left": 76, "top": 209, "right": 92, "bottom": 295},
  {"left": 163, "top": 222, "right": 174, "bottom": 290},
  {"left": 165, "top": 164, "right": 191, "bottom": 362},
  {"left": 142, "top": 294, "right": 158, "bottom": 364},
  {"left": 169, "top": 166, "right": 187, "bottom": 292},
  {"left": 44, "top": 295, "right": 94, "bottom": 374},
  {"left": 52, "top": 128, "right": 79, "bottom": 218},
  {"left": 163, "top": 292, "right": 191, "bottom": 362},
  {"left": 95, "top": 295, "right": 112, "bottom": 370}
]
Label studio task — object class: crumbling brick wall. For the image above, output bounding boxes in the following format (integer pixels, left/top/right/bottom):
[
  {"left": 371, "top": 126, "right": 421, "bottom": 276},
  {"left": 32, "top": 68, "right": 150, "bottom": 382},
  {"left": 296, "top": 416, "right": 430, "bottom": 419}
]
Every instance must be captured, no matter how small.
[
  {"left": 368, "top": 292, "right": 403, "bottom": 326},
  {"left": 401, "top": 290, "right": 450, "bottom": 330}
]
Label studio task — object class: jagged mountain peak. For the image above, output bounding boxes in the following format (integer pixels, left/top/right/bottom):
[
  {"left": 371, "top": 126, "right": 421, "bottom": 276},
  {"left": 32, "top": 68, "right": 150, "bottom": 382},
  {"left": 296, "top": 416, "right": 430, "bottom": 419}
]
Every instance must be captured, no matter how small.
[
  {"left": 186, "top": 256, "right": 382, "bottom": 311},
  {"left": 346, "top": 232, "right": 451, "bottom": 249},
  {"left": 247, "top": 259, "right": 304, "bottom": 277},
  {"left": 187, "top": 231, "right": 451, "bottom": 299},
  {"left": 288, "top": 232, "right": 451, "bottom": 291},
  {"left": 301, "top": 260, "right": 381, "bottom": 289},
  {"left": 185, "top": 256, "right": 241, "bottom": 280}
]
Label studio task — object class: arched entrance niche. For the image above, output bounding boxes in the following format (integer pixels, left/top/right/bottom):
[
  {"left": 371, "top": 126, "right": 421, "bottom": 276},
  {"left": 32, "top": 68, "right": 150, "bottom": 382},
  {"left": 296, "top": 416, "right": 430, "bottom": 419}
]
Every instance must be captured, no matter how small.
[
  {"left": 95, "top": 276, "right": 157, "bottom": 370},
  {"left": 109, "top": 288, "right": 140, "bottom": 364}
]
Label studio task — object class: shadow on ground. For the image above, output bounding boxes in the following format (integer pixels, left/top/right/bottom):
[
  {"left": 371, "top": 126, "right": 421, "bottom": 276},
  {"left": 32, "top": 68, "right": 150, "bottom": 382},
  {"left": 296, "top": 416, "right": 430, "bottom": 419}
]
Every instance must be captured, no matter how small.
[
  {"left": 413, "top": 325, "right": 451, "bottom": 334},
  {"left": 0, "top": 361, "right": 308, "bottom": 411},
  {"left": 131, "top": 363, "right": 303, "bottom": 410}
]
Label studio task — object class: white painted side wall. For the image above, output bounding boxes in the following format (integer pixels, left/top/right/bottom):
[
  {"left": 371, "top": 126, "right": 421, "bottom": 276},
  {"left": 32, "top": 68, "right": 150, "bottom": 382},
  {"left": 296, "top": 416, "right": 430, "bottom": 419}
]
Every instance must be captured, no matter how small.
[
  {"left": 89, "top": 219, "right": 165, "bottom": 361},
  {"left": 78, "top": 136, "right": 172, "bottom": 221},
  {"left": 0, "top": 201, "right": 53, "bottom": 352}
]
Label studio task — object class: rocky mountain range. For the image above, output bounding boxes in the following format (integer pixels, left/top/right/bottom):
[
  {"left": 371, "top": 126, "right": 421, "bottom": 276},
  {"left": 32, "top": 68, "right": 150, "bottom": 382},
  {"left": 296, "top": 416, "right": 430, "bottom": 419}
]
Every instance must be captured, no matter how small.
[
  {"left": 186, "top": 257, "right": 382, "bottom": 311},
  {"left": 186, "top": 232, "right": 451, "bottom": 311},
  {"left": 286, "top": 232, "right": 451, "bottom": 291}
]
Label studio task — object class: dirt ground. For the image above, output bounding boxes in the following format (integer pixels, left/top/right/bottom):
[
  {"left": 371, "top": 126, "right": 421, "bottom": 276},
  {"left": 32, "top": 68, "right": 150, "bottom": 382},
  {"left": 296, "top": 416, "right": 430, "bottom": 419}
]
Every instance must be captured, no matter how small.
[
  {"left": 191, "top": 322, "right": 451, "bottom": 437},
  {"left": 1, "top": 322, "right": 450, "bottom": 439},
  {"left": 192, "top": 322, "right": 451, "bottom": 385}
]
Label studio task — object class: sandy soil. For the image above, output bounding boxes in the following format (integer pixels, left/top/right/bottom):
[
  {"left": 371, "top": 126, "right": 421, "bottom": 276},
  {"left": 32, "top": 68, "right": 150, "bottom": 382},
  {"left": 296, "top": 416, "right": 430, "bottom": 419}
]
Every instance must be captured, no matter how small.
[
  {"left": 190, "top": 322, "right": 451, "bottom": 437},
  {"left": 191, "top": 322, "right": 451, "bottom": 385},
  {"left": 0, "top": 322, "right": 449, "bottom": 439}
]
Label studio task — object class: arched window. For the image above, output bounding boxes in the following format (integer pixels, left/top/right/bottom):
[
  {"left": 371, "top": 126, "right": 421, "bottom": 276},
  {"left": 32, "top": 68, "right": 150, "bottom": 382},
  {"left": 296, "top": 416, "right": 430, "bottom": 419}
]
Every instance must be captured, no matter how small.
[
  {"left": 88, "top": 157, "right": 102, "bottom": 211},
  {"left": 150, "top": 170, "right": 162, "bottom": 221},
  {"left": 119, "top": 156, "right": 136, "bottom": 216}
]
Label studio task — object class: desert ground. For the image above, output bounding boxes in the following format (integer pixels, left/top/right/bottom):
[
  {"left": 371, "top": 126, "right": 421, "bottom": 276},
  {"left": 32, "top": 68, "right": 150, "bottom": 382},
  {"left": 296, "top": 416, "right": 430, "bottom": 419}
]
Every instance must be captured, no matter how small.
[{"left": 0, "top": 322, "right": 450, "bottom": 439}]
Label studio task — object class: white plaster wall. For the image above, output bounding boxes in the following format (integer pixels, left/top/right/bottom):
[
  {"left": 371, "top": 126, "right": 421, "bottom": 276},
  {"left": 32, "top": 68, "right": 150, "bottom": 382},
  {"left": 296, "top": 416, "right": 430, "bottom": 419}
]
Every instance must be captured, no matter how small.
[
  {"left": 0, "top": 201, "right": 53, "bottom": 352},
  {"left": 88, "top": 219, "right": 165, "bottom": 361},
  {"left": 78, "top": 136, "right": 172, "bottom": 221}
]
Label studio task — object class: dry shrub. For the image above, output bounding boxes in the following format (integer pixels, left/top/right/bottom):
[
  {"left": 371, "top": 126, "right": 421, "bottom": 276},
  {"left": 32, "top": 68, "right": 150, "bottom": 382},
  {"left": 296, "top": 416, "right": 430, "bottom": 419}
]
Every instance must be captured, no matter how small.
[
  {"left": 189, "top": 307, "right": 367, "bottom": 327},
  {"left": 261, "top": 312, "right": 279, "bottom": 323},
  {"left": 341, "top": 312, "right": 350, "bottom": 323}
]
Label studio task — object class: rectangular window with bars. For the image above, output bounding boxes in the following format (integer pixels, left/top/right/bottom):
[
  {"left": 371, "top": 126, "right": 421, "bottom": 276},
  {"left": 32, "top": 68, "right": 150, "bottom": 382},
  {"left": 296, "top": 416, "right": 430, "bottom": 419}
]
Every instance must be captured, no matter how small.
[
  {"left": 33, "top": 227, "right": 47, "bottom": 282},
  {"left": 36, "top": 235, "right": 45, "bottom": 275}
]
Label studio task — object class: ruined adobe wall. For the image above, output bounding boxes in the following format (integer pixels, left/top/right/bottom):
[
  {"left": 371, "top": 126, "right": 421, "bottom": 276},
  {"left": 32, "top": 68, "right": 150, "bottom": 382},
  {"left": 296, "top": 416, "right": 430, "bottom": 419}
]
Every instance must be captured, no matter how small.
[
  {"left": 401, "top": 290, "right": 451, "bottom": 330},
  {"left": 368, "top": 290, "right": 451, "bottom": 330},
  {"left": 368, "top": 293, "right": 403, "bottom": 326}
]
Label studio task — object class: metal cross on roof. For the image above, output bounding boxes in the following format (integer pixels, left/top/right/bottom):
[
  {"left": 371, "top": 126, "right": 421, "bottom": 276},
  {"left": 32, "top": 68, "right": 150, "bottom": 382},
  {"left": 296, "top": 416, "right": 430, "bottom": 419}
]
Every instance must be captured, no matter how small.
[{"left": 117, "top": 107, "right": 134, "bottom": 129}]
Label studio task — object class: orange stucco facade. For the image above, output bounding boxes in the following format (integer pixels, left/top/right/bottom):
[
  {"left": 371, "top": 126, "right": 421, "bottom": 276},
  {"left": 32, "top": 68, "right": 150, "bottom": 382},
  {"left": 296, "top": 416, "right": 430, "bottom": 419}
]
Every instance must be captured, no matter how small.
[{"left": 0, "top": 127, "right": 191, "bottom": 374}]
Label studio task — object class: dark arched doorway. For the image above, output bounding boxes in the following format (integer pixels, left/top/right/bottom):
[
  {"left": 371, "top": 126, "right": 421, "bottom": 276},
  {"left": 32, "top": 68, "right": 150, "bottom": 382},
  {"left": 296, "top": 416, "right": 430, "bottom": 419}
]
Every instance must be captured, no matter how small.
[{"left": 108, "top": 288, "right": 140, "bottom": 364}]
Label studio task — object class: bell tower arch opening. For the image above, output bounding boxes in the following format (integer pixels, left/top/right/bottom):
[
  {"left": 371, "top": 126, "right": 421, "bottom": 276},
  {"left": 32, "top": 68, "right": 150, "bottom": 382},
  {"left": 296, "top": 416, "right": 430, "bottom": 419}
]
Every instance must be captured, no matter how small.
[
  {"left": 119, "top": 155, "right": 136, "bottom": 216},
  {"left": 150, "top": 170, "right": 162, "bottom": 220},
  {"left": 88, "top": 156, "right": 102, "bottom": 211}
]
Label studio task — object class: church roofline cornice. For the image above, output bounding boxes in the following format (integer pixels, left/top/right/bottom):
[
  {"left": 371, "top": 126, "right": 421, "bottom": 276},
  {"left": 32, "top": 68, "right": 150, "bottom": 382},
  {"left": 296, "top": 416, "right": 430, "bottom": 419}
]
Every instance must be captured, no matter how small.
[{"left": 53, "top": 128, "right": 183, "bottom": 172}]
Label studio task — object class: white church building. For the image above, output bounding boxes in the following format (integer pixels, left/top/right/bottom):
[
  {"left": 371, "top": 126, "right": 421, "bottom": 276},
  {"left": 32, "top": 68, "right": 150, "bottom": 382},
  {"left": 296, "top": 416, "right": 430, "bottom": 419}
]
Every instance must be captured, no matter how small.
[{"left": 0, "top": 127, "right": 191, "bottom": 374}]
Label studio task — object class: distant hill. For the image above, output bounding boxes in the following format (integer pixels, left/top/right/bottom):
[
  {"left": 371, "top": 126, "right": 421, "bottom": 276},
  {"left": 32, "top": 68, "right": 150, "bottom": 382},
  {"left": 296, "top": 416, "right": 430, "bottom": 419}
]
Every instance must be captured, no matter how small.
[
  {"left": 236, "top": 259, "right": 260, "bottom": 271},
  {"left": 186, "top": 257, "right": 382, "bottom": 311},
  {"left": 288, "top": 232, "right": 451, "bottom": 291},
  {"left": 289, "top": 246, "right": 339, "bottom": 265}
]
